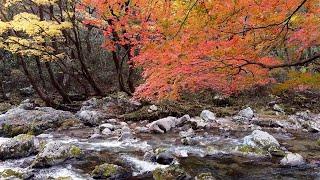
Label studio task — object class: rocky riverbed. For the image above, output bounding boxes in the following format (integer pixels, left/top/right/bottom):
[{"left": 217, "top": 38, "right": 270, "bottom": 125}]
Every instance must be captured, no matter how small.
[{"left": 0, "top": 96, "right": 319, "bottom": 179}]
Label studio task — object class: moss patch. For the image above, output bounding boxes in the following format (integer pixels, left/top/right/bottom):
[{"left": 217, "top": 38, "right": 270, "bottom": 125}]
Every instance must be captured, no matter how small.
[
  {"left": 195, "top": 172, "right": 215, "bottom": 180},
  {"left": 153, "top": 165, "right": 188, "bottom": 180},
  {"left": 14, "top": 134, "right": 34, "bottom": 141},
  {"left": 91, "top": 163, "right": 119, "bottom": 178},
  {"left": 238, "top": 145, "right": 265, "bottom": 155},
  {"left": 0, "top": 124, "right": 30, "bottom": 137},
  {"left": 70, "top": 145, "right": 82, "bottom": 157},
  {"left": 317, "top": 139, "right": 320, "bottom": 146},
  {"left": 0, "top": 169, "right": 23, "bottom": 178}
]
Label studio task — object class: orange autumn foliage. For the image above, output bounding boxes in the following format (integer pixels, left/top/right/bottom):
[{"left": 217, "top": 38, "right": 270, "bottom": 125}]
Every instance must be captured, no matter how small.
[{"left": 79, "top": 0, "right": 320, "bottom": 100}]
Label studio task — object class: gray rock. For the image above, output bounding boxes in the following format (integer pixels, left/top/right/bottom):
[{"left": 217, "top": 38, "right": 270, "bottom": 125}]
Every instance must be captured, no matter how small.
[
  {"left": 181, "top": 136, "right": 201, "bottom": 146},
  {"left": 243, "top": 130, "right": 280, "bottom": 150},
  {"left": 90, "top": 133, "right": 102, "bottom": 139},
  {"left": 76, "top": 110, "right": 107, "bottom": 125},
  {"left": 31, "top": 141, "right": 82, "bottom": 167},
  {"left": 0, "top": 106, "right": 75, "bottom": 136},
  {"left": 101, "top": 92, "right": 141, "bottom": 114},
  {"left": 99, "top": 123, "right": 115, "bottom": 131},
  {"left": 148, "top": 105, "right": 158, "bottom": 112},
  {"left": 296, "top": 111, "right": 311, "bottom": 120},
  {"left": 102, "top": 128, "right": 112, "bottom": 135},
  {"left": 200, "top": 110, "right": 216, "bottom": 122},
  {"left": 179, "top": 128, "right": 194, "bottom": 138},
  {"left": 0, "top": 134, "right": 38, "bottom": 160},
  {"left": 147, "top": 116, "right": 178, "bottom": 133},
  {"left": 19, "top": 86, "right": 34, "bottom": 96},
  {"left": 118, "top": 131, "right": 133, "bottom": 141},
  {"left": 77, "top": 94, "right": 142, "bottom": 125},
  {"left": 91, "top": 163, "right": 130, "bottom": 179},
  {"left": 143, "top": 151, "right": 156, "bottom": 162},
  {"left": 176, "top": 115, "right": 191, "bottom": 126},
  {"left": 302, "top": 120, "right": 320, "bottom": 133},
  {"left": 81, "top": 97, "right": 99, "bottom": 111},
  {"left": 135, "top": 126, "right": 150, "bottom": 133},
  {"left": 235, "top": 107, "right": 254, "bottom": 121},
  {"left": 18, "top": 99, "right": 35, "bottom": 110},
  {"left": 119, "top": 122, "right": 128, "bottom": 127},
  {"left": 273, "top": 104, "right": 285, "bottom": 113},
  {"left": 188, "top": 117, "right": 209, "bottom": 129},
  {"left": 280, "top": 153, "right": 305, "bottom": 166},
  {"left": 107, "top": 119, "right": 118, "bottom": 123}
]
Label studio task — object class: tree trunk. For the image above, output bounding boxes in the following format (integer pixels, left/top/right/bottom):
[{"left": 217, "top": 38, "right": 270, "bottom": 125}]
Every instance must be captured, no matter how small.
[
  {"left": 35, "top": 57, "right": 47, "bottom": 89},
  {"left": 19, "top": 58, "right": 56, "bottom": 107},
  {"left": 45, "top": 62, "right": 72, "bottom": 103}
]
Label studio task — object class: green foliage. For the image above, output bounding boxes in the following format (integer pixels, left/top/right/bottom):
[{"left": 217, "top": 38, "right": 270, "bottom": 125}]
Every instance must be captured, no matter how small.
[{"left": 272, "top": 71, "right": 320, "bottom": 94}]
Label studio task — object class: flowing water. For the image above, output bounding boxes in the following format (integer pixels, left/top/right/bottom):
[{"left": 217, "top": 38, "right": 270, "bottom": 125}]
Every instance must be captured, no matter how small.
[{"left": 0, "top": 126, "right": 319, "bottom": 179}]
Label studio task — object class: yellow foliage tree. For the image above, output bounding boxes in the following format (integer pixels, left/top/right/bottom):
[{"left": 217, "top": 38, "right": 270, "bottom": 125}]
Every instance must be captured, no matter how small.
[{"left": 0, "top": 2, "right": 72, "bottom": 61}]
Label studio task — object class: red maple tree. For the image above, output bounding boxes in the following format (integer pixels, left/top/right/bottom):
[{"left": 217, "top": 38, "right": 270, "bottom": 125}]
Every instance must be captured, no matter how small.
[{"left": 79, "top": 0, "right": 320, "bottom": 100}]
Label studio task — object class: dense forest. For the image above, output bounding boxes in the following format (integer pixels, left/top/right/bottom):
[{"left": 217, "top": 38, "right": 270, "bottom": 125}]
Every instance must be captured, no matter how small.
[{"left": 0, "top": 0, "right": 319, "bottom": 179}]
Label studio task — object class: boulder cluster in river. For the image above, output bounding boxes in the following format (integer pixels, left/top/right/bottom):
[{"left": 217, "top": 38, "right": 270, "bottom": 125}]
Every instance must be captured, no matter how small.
[{"left": 0, "top": 96, "right": 319, "bottom": 179}]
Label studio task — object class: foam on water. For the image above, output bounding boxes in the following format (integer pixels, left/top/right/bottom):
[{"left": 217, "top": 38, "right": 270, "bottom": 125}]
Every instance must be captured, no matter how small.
[
  {"left": 122, "top": 156, "right": 169, "bottom": 176},
  {"left": 0, "top": 156, "right": 35, "bottom": 173},
  {"left": 0, "top": 137, "right": 10, "bottom": 145},
  {"left": 35, "top": 165, "right": 92, "bottom": 180}
]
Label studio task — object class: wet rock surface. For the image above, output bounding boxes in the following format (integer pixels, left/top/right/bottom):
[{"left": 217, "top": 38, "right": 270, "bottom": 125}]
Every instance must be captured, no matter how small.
[
  {"left": 0, "top": 134, "right": 38, "bottom": 160},
  {"left": 0, "top": 99, "right": 319, "bottom": 179}
]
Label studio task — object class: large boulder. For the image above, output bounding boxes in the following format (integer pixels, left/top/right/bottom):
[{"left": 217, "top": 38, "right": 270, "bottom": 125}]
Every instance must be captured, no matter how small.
[
  {"left": 240, "top": 130, "right": 282, "bottom": 155},
  {"left": 91, "top": 163, "right": 131, "bottom": 179},
  {"left": 233, "top": 107, "right": 254, "bottom": 122},
  {"left": 31, "top": 141, "right": 82, "bottom": 168},
  {"left": 0, "top": 103, "right": 75, "bottom": 137},
  {"left": 147, "top": 117, "right": 179, "bottom": 133},
  {"left": 76, "top": 93, "right": 141, "bottom": 125},
  {"left": 243, "top": 130, "right": 280, "bottom": 149},
  {"left": 0, "top": 134, "right": 38, "bottom": 160},
  {"left": 76, "top": 110, "right": 107, "bottom": 125},
  {"left": 187, "top": 117, "right": 209, "bottom": 129},
  {"left": 280, "top": 153, "right": 305, "bottom": 166},
  {"left": 200, "top": 110, "right": 216, "bottom": 122}
]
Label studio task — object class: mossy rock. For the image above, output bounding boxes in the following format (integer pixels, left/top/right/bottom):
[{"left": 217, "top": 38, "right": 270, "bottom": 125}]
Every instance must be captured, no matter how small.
[
  {"left": 91, "top": 163, "right": 130, "bottom": 179},
  {"left": 59, "top": 119, "right": 83, "bottom": 130},
  {"left": 317, "top": 139, "right": 320, "bottom": 146},
  {"left": 195, "top": 172, "right": 216, "bottom": 180},
  {"left": 155, "top": 147, "right": 167, "bottom": 155},
  {"left": 153, "top": 165, "right": 190, "bottom": 180},
  {"left": 0, "top": 169, "right": 23, "bottom": 179},
  {"left": 53, "top": 176, "right": 73, "bottom": 180},
  {"left": 70, "top": 145, "right": 82, "bottom": 157},
  {"left": 237, "top": 145, "right": 265, "bottom": 155},
  {"left": 14, "top": 134, "right": 34, "bottom": 141},
  {"left": 0, "top": 124, "right": 29, "bottom": 137},
  {"left": 268, "top": 146, "right": 286, "bottom": 157}
]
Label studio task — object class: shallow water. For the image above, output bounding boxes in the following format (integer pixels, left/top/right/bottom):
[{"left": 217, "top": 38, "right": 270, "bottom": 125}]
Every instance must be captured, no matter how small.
[{"left": 0, "top": 125, "right": 319, "bottom": 179}]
